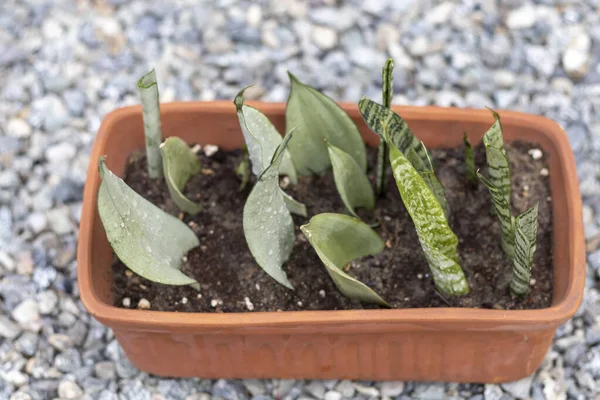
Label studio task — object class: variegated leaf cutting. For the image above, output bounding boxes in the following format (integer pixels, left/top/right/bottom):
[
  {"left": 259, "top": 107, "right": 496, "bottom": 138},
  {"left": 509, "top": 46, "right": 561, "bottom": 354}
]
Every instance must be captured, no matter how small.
[
  {"left": 406, "top": 144, "right": 449, "bottom": 218},
  {"left": 389, "top": 145, "right": 469, "bottom": 295},
  {"left": 97, "top": 158, "right": 198, "bottom": 286},
  {"left": 300, "top": 213, "right": 389, "bottom": 307},
  {"left": 286, "top": 72, "right": 367, "bottom": 175},
  {"left": 358, "top": 97, "right": 428, "bottom": 168},
  {"left": 376, "top": 57, "right": 394, "bottom": 196},
  {"left": 243, "top": 133, "right": 296, "bottom": 289},
  {"left": 137, "top": 69, "right": 163, "bottom": 178},
  {"left": 482, "top": 109, "right": 511, "bottom": 208},
  {"left": 477, "top": 171, "right": 515, "bottom": 259},
  {"left": 160, "top": 137, "right": 202, "bottom": 215},
  {"left": 510, "top": 203, "right": 539, "bottom": 296},
  {"left": 327, "top": 143, "right": 375, "bottom": 218},
  {"left": 463, "top": 133, "right": 477, "bottom": 184}
]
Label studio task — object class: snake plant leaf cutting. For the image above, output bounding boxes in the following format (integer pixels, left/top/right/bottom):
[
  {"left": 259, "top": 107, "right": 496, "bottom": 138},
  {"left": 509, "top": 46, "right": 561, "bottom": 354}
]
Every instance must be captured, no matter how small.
[
  {"left": 477, "top": 171, "right": 515, "bottom": 259},
  {"left": 235, "top": 146, "right": 250, "bottom": 191},
  {"left": 243, "top": 133, "right": 297, "bottom": 289},
  {"left": 510, "top": 203, "right": 539, "bottom": 296},
  {"left": 376, "top": 57, "right": 394, "bottom": 197},
  {"left": 97, "top": 158, "right": 198, "bottom": 286},
  {"left": 160, "top": 137, "right": 202, "bottom": 215},
  {"left": 286, "top": 72, "right": 367, "bottom": 175},
  {"left": 327, "top": 143, "right": 375, "bottom": 218},
  {"left": 482, "top": 109, "right": 511, "bottom": 208},
  {"left": 235, "top": 87, "right": 297, "bottom": 184},
  {"left": 389, "top": 144, "right": 470, "bottom": 296},
  {"left": 301, "top": 213, "right": 389, "bottom": 307},
  {"left": 463, "top": 133, "right": 477, "bottom": 184},
  {"left": 407, "top": 144, "right": 449, "bottom": 218},
  {"left": 137, "top": 69, "right": 163, "bottom": 179}
]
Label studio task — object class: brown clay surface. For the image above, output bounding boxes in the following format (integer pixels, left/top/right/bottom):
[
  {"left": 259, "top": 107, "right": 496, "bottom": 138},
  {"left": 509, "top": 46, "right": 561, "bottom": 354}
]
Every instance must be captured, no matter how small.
[{"left": 112, "top": 141, "right": 553, "bottom": 312}]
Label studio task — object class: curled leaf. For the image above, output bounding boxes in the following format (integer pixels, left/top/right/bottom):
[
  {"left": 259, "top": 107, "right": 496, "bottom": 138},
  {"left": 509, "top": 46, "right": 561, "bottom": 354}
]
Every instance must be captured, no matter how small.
[
  {"left": 243, "top": 133, "right": 296, "bottom": 289},
  {"left": 510, "top": 203, "right": 539, "bottom": 296},
  {"left": 286, "top": 72, "right": 366, "bottom": 175},
  {"left": 477, "top": 170, "right": 515, "bottom": 259},
  {"left": 327, "top": 143, "right": 375, "bottom": 218},
  {"left": 281, "top": 191, "right": 307, "bottom": 218},
  {"left": 389, "top": 145, "right": 469, "bottom": 296},
  {"left": 235, "top": 87, "right": 297, "bottom": 183},
  {"left": 137, "top": 69, "right": 163, "bottom": 178},
  {"left": 301, "top": 213, "right": 389, "bottom": 307},
  {"left": 463, "top": 133, "right": 477, "bottom": 184},
  {"left": 97, "top": 158, "right": 198, "bottom": 286},
  {"left": 376, "top": 57, "right": 394, "bottom": 196},
  {"left": 160, "top": 137, "right": 202, "bottom": 215}
]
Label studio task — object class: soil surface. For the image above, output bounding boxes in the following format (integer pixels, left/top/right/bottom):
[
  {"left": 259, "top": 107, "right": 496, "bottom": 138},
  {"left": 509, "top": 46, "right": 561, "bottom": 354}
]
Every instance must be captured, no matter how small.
[{"left": 112, "top": 141, "right": 553, "bottom": 312}]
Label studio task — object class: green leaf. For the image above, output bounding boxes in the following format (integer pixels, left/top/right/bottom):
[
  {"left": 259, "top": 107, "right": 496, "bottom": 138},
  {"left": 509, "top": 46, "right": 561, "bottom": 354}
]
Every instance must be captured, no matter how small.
[
  {"left": 300, "top": 213, "right": 389, "bottom": 307},
  {"left": 235, "top": 146, "right": 250, "bottom": 191},
  {"left": 97, "top": 158, "right": 198, "bottom": 286},
  {"left": 389, "top": 145, "right": 469, "bottom": 296},
  {"left": 463, "top": 133, "right": 477, "bottom": 184},
  {"left": 281, "top": 190, "right": 307, "bottom": 217},
  {"left": 160, "top": 137, "right": 202, "bottom": 215},
  {"left": 137, "top": 69, "right": 163, "bottom": 179},
  {"left": 376, "top": 58, "right": 394, "bottom": 196},
  {"left": 483, "top": 109, "right": 511, "bottom": 207},
  {"left": 327, "top": 143, "right": 375, "bottom": 218},
  {"left": 477, "top": 171, "right": 515, "bottom": 259},
  {"left": 243, "top": 133, "right": 296, "bottom": 289},
  {"left": 286, "top": 72, "right": 367, "bottom": 175},
  {"left": 359, "top": 97, "right": 428, "bottom": 169},
  {"left": 235, "top": 87, "right": 297, "bottom": 184},
  {"left": 407, "top": 144, "right": 449, "bottom": 218},
  {"left": 510, "top": 203, "right": 539, "bottom": 296}
]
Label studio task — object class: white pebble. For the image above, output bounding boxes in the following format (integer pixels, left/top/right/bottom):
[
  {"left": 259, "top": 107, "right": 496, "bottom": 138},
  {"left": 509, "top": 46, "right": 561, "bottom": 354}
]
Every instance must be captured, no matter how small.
[
  {"left": 210, "top": 299, "right": 220, "bottom": 307},
  {"left": 319, "top": 290, "right": 326, "bottom": 298},
  {"left": 203, "top": 144, "right": 219, "bottom": 157},
  {"left": 244, "top": 297, "right": 254, "bottom": 311},
  {"left": 417, "top": 273, "right": 423, "bottom": 279},
  {"left": 197, "top": 293, "right": 202, "bottom": 299},
  {"left": 255, "top": 283, "right": 261, "bottom": 291},
  {"left": 540, "top": 168, "right": 549, "bottom": 176},
  {"left": 58, "top": 380, "right": 84, "bottom": 399},
  {"left": 528, "top": 148, "right": 543, "bottom": 160},
  {"left": 122, "top": 298, "right": 131, "bottom": 307},
  {"left": 181, "top": 297, "right": 188, "bottom": 304},
  {"left": 530, "top": 278, "right": 536, "bottom": 286},
  {"left": 137, "top": 298, "right": 151, "bottom": 310},
  {"left": 297, "top": 301, "right": 303, "bottom": 307}
]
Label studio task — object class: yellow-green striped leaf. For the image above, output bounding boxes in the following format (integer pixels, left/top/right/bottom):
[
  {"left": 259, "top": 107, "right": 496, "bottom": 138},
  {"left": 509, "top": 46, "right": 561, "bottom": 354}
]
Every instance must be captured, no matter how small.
[
  {"left": 463, "top": 133, "right": 477, "bottom": 184},
  {"left": 376, "top": 58, "right": 394, "bottom": 196},
  {"left": 483, "top": 109, "right": 511, "bottom": 207},
  {"left": 510, "top": 203, "right": 539, "bottom": 296}
]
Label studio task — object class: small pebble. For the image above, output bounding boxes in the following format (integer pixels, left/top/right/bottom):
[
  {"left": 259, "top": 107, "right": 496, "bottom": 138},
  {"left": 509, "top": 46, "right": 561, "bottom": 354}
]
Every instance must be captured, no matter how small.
[
  {"left": 244, "top": 297, "right": 254, "bottom": 311},
  {"left": 137, "top": 298, "right": 151, "bottom": 309},
  {"left": 319, "top": 290, "right": 326, "bottom": 298},
  {"left": 181, "top": 297, "right": 188, "bottom": 304},
  {"left": 122, "top": 297, "right": 131, "bottom": 307},
  {"left": 297, "top": 301, "right": 303, "bottom": 307},
  {"left": 540, "top": 168, "right": 549, "bottom": 176},
  {"left": 528, "top": 148, "right": 543, "bottom": 160},
  {"left": 203, "top": 144, "right": 219, "bottom": 157}
]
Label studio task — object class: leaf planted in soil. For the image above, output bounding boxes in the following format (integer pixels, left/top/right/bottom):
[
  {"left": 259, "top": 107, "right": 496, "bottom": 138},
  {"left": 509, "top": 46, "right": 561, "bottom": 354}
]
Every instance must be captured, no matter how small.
[
  {"left": 286, "top": 72, "right": 367, "bottom": 176},
  {"left": 160, "top": 137, "right": 202, "bottom": 215},
  {"left": 97, "top": 158, "right": 198, "bottom": 286},
  {"left": 389, "top": 145, "right": 470, "bottom": 296},
  {"left": 327, "top": 142, "right": 375, "bottom": 218},
  {"left": 281, "top": 190, "right": 307, "bottom": 218},
  {"left": 463, "top": 132, "right": 477, "bottom": 184},
  {"left": 235, "top": 86, "right": 297, "bottom": 184},
  {"left": 243, "top": 133, "right": 296, "bottom": 289},
  {"left": 376, "top": 57, "right": 394, "bottom": 197},
  {"left": 477, "top": 171, "right": 515, "bottom": 259},
  {"left": 300, "top": 213, "right": 389, "bottom": 307},
  {"left": 407, "top": 144, "right": 449, "bottom": 218},
  {"left": 510, "top": 203, "right": 539, "bottom": 296},
  {"left": 235, "top": 145, "right": 250, "bottom": 191},
  {"left": 137, "top": 69, "right": 163, "bottom": 179},
  {"left": 483, "top": 109, "right": 511, "bottom": 208}
]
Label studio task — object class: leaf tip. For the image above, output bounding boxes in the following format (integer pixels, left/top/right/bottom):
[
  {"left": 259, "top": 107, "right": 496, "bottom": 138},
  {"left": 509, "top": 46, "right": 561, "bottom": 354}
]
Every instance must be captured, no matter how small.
[
  {"left": 137, "top": 68, "right": 157, "bottom": 89},
  {"left": 234, "top": 84, "right": 255, "bottom": 112}
]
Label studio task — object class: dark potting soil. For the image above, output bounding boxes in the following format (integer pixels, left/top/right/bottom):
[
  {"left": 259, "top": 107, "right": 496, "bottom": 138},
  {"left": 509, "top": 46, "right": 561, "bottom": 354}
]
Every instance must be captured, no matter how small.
[{"left": 112, "top": 141, "right": 553, "bottom": 312}]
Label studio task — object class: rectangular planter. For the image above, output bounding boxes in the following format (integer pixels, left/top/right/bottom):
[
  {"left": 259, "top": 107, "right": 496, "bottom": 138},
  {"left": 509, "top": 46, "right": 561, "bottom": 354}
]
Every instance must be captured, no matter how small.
[{"left": 78, "top": 101, "right": 585, "bottom": 383}]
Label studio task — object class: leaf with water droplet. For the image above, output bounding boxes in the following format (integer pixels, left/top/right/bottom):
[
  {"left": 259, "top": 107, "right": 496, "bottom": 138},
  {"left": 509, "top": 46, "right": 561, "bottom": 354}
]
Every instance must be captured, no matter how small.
[
  {"left": 243, "top": 133, "right": 296, "bottom": 289},
  {"left": 97, "top": 157, "right": 198, "bottom": 286},
  {"left": 160, "top": 137, "right": 202, "bottom": 215},
  {"left": 300, "top": 213, "right": 389, "bottom": 307}
]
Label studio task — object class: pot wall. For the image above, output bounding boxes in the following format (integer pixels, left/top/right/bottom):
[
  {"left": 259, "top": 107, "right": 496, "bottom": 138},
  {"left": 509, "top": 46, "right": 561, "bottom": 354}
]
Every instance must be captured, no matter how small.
[{"left": 78, "top": 102, "right": 585, "bottom": 382}]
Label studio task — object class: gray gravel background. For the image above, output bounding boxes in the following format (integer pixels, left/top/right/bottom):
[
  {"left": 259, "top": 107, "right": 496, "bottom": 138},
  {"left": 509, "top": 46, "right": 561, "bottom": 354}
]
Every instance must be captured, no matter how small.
[{"left": 1, "top": 0, "right": 600, "bottom": 399}]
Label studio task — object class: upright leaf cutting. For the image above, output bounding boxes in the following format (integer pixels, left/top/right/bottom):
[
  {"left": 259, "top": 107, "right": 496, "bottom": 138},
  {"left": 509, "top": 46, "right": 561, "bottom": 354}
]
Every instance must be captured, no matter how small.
[
  {"left": 407, "top": 144, "right": 449, "bottom": 218},
  {"left": 327, "top": 143, "right": 375, "bottom": 218},
  {"left": 376, "top": 58, "right": 394, "bottom": 196},
  {"left": 463, "top": 133, "right": 477, "bottom": 184},
  {"left": 482, "top": 110, "right": 511, "bottom": 208},
  {"left": 389, "top": 145, "right": 469, "bottom": 295},
  {"left": 97, "top": 158, "right": 198, "bottom": 286},
  {"left": 160, "top": 137, "right": 202, "bottom": 215},
  {"left": 243, "top": 133, "right": 296, "bottom": 289},
  {"left": 138, "top": 69, "right": 163, "bottom": 178},
  {"left": 301, "top": 213, "right": 389, "bottom": 307},
  {"left": 236, "top": 146, "right": 250, "bottom": 191},
  {"left": 510, "top": 203, "right": 539, "bottom": 296},
  {"left": 286, "top": 72, "right": 366, "bottom": 175}
]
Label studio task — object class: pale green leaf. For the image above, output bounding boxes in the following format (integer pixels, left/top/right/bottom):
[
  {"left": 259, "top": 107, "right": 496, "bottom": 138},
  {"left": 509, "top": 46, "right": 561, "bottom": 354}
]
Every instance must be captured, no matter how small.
[
  {"left": 359, "top": 97, "right": 428, "bottom": 168},
  {"left": 389, "top": 145, "right": 469, "bottom": 296},
  {"left": 300, "top": 213, "right": 389, "bottom": 307},
  {"left": 281, "top": 190, "right": 307, "bottom": 217},
  {"left": 376, "top": 58, "right": 394, "bottom": 196},
  {"left": 477, "top": 171, "right": 515, "bottom": 259},
  {"left": 243, "top": 133, "right": 296, "bottom": 289},
  {"left": 286, "top": 72, "right": 367, "bottom": 175},
  {"left": 137, "top": 69, "right": 163, "bottom": 178},
  {"left": 407, "top": 144, "right": 449, "bottom": 218},
  {"left": 235, "top": 146, "right": 250, "bottom": 191},
  {"left": 97, "top": 158, "right": 198, "bottom": 286},
  {"left": 160, "top": 137, "right": 202, "bottom": 215},
  {"left": 463, "top": 133, "right": 477, "bottom": 184},
  {"left": 327, "top": 143, "right": 375, "bottom": 218},
  {"left": 235, "top": 87, "right": 297, "bottom": 184},
  {"left": 510, "top": 203, "right": 539, "bottom": 296},
  {"left": 483, "top": 109, "right": 511, "bottom": 207}
]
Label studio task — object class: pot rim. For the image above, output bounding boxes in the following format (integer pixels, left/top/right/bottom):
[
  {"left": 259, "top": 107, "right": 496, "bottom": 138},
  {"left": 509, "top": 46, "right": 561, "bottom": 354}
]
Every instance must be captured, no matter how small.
[{"left": 78, "top": 101, "right": 585, "bottom": 332}]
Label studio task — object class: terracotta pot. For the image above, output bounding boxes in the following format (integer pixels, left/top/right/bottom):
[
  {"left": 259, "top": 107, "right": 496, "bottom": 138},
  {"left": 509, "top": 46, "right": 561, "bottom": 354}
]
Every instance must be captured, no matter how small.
[{"left": 78, "top": 101, "right": 585, "bottom": 382}]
